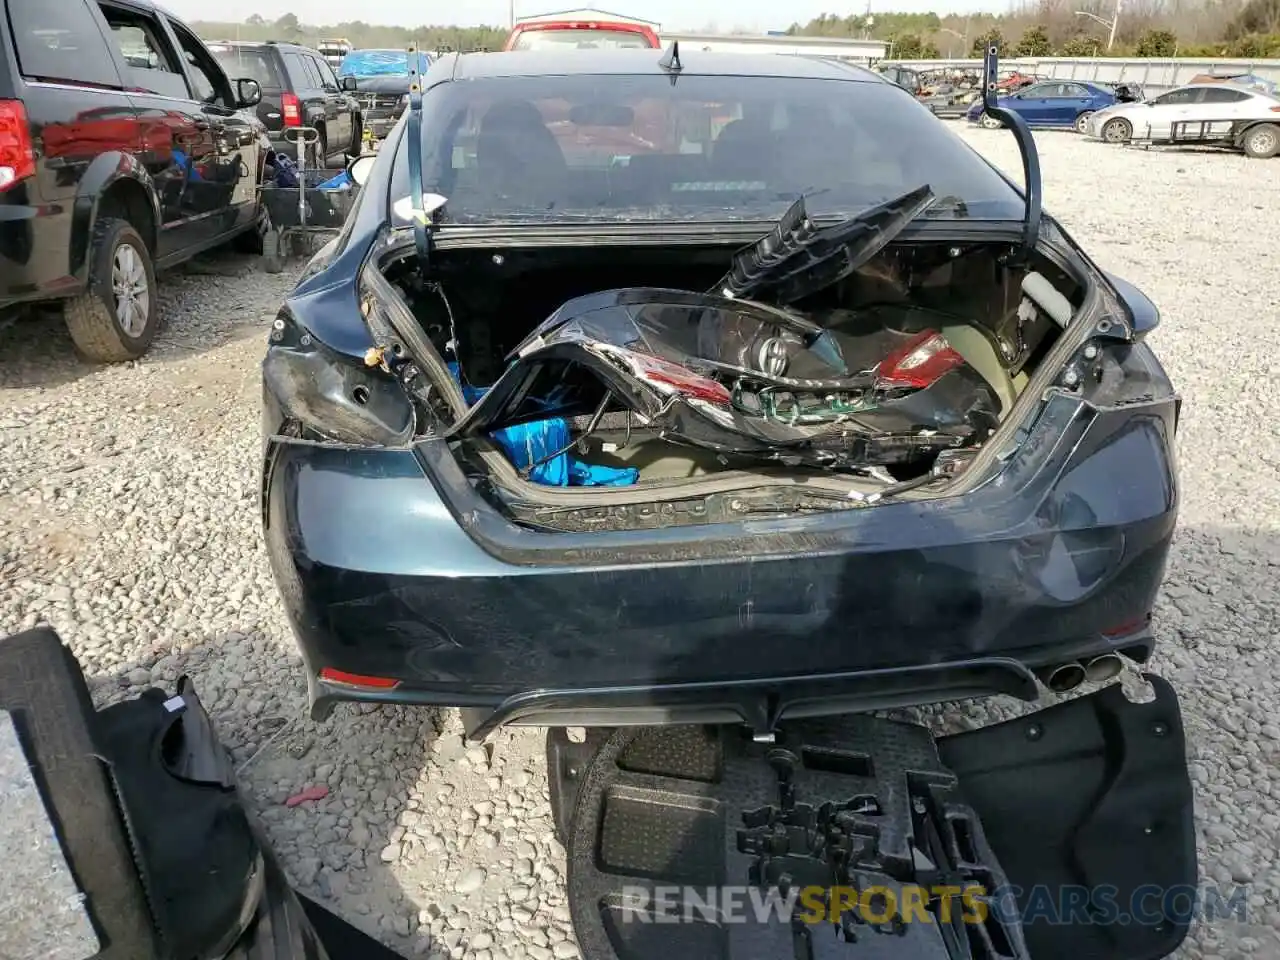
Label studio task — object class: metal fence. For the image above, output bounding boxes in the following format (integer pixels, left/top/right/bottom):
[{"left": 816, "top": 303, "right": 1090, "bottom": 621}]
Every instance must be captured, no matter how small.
[{"left": 878, "top": 56, "right": 1280, "bottom": 95}]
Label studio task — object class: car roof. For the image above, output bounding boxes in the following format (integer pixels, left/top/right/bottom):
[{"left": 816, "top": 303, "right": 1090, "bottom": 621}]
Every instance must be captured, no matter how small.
[
  {"left": 431, "top": 49, "right": 885, "bottom": 84},
  {"left": 213, "top": 40, "right": 307, "bottom": 51},
  {"left": 1172, "top": 82, "right": 1267, "bottom": 93}
]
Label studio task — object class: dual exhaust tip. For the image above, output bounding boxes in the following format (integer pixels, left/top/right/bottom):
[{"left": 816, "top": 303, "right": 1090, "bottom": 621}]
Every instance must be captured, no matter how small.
[{"left": 1038, "top": 653, "right": 1124, "bottom": 693}]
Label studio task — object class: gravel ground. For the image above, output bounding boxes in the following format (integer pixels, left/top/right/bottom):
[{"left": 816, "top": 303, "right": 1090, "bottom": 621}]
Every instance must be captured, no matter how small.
[{"left": 2, "top": 126, "right": 1279, "bottom": 960}]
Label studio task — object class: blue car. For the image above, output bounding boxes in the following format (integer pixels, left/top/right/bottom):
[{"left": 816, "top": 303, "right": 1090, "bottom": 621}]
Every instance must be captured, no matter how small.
[{"left": 966, "top": 79, "right": 1117, "bottom": 133}]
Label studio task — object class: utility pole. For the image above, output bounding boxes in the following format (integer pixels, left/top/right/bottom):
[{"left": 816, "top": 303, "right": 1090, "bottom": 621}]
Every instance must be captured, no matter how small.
[
  {"left": 1074, "top": 0, "right": 1122, "bottom": 53},
  {"left": 509, "top": 0, "right": 516, "bottom": 29}
]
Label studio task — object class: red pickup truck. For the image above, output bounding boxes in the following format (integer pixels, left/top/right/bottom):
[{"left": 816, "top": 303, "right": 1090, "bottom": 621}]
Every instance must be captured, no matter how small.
[{"left": 503, "top": 18, "right": 661, "bottom": 50}]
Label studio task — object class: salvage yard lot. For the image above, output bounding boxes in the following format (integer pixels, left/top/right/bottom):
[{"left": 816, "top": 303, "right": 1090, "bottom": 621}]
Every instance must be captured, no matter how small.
[{"left": 2, "top": 125, "right": 1279, "bottom": 959}]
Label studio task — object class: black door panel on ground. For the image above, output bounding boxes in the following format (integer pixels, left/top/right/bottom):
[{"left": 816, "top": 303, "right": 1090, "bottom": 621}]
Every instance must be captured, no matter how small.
[{"left": 554, "top": 677, "right": 1196, "bottom": 960}]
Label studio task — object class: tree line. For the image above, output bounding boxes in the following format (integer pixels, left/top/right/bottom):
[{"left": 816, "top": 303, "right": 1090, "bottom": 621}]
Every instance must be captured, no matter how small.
[
  {"left": 789, "top": 0, "right": 1280, "bottom": 59},
  {"left": 190, "top": 15, "right": 508, "bottom": 53},
  {"left": 191, "top": 0, "right": 1280, "bottom": 62}
]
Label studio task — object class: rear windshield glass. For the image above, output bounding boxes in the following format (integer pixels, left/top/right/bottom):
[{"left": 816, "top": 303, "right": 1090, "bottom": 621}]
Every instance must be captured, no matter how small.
[
  {"left": 208, "top": 46, "right": 281, "bottom": 89},
  {"left": 512, "top": 28, "right": 654, "bottom": 50},
  {"left": 395, "top": 73, "right": 1024, "bottom": 224},
  {"left": 339, "top": 49, "right": 432, "bottom": 77}
]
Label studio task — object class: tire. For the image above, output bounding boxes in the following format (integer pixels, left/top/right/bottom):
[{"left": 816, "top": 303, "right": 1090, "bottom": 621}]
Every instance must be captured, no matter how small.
[
  {"left": 348, "top": 116, "right": 364, "bottom": 159},
  {"left": 1102, "top": 117, "right": 1132, "bottom": 144},
  {"left": 1074, "top": 111, "right": 1094, "bottom": 134},
  {"left": 306, "top": 129, "right": 327, "bottom": 170},
  {"left": 63, "top": 217, "right": 158, "bottom": 363},
  {"left": 262, "top": 229, "right": 284, "bottom": 274},
  {"left": 232, "top": 209, "right": 269, "bottom": 256},
  {"left": 0, "top": 628, "right": 155, "bottom": 960},
  {"left": 979, "top": 111, "right": 1003, "bottom": 130},
  {"left": 1242, "top": 123, "right": 1280, "bottom": 159}
]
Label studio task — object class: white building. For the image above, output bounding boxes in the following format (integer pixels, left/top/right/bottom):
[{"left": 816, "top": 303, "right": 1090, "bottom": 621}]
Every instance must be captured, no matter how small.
[
  {"left": 659, "top": 32, "right": 886, "bottom": 63},
  {"left": 513, "top": 6, "right": 661, "bottom": 29}
]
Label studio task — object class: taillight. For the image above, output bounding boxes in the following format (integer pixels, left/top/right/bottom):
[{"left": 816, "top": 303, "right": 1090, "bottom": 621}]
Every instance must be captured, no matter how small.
[
  {"left": 628, "top": 351, "right": 732, "bottom": 405},
  {"left": 1270, "top": 105, "right": 1280, "bottom": 113},
  {"left": 281, "top": 93, "right": 301, "bottom": 127},
  {"left": 877, "top": 330, "right": 966, "bottom": 388},
  {"left": 319, "top": 667, "right": 401, "bottom": 690},
  {"left": 0, "top": 100, "right": 36, "bottom": 191}
]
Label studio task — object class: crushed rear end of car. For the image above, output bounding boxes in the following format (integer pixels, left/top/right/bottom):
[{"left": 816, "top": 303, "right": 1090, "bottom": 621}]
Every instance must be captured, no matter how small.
[{"left": 260, "top": 53, "right": 1179, "bottom": 744}]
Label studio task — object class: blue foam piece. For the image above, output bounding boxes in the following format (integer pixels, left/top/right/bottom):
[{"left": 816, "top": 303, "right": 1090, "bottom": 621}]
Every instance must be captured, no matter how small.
[{"left": 447, "top": 362, "right": 639, "bottom": 487}]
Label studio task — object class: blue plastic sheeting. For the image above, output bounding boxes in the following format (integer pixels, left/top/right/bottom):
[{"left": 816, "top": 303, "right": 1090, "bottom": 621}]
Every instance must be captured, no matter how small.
[
  {"left": 447, "top": 362, "right": 638, "bottom": 487},
  {"left": 317, "top": 170, "right": 351, "bottom": 190},
  {"left": 338, "top": 49, "right": 432, "bottom": 77}
]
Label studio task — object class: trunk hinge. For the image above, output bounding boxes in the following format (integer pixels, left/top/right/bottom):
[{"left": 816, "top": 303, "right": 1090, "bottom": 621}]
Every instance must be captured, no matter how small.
[
  {"left": 404, "top": 42, "right": 435, "bottom": 266},
  {"left": 981, "top": 44, "right": 1043, "bottom": 267}
]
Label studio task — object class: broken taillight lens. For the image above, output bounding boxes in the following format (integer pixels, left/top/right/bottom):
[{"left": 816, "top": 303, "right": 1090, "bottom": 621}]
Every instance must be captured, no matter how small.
[
  {"left": 628, "top": 352, "right": 733, "bottom": 405},
  {"left": 876, "top": 330, "right": 966, "bottom": 388}
]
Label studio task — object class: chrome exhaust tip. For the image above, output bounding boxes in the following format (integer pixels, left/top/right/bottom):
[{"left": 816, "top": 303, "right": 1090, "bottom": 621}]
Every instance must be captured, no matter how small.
[
  {"left": 1084, "top": 653, "right": 1124, "bottom": 683},
  {"left": 1042, "top": 662, "right": 1086, "bottom": 693}
]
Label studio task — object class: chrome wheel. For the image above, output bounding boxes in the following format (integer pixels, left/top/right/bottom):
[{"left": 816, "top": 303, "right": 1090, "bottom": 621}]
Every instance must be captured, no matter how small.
[
  {"left": 980, "top": 112, "right": 1002, "bottom": 130},
  {"left": 1074, "top": 111, "right": 1094, "bottom": 134},
  {"left": 1246, "top": 127, "right": 1277, "bottom": 157},
  {"left": 111, "top": 243, "right": 150, "bottom": 338},
  {"left": 1102, "top": 118, "right": 1131, "bottom": 144}
]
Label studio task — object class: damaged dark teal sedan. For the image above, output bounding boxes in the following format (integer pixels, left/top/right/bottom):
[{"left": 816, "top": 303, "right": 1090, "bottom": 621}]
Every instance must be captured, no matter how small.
[
  {"left": 260, "top": 49, "right": 1180, "bottom": 741},
  {"left": 260, "top": 48, "right": 1198, "bottom": 959}
]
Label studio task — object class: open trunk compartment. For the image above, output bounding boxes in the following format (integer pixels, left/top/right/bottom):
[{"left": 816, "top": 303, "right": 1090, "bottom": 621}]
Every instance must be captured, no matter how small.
[
  {"left": 549, "top": 675, "right": 1196, "bottom": 960},
  {"left": 374, "top": 199, "right": 1086, "bottom": 531}
]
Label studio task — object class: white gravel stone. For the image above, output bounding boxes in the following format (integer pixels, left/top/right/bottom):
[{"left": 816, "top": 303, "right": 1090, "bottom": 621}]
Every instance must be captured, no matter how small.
[
  {"left": 2, "top": 133, "right": 1277, "bottom": 959},
  {"left": 454, "top": 868, "right": 487, "bottom": 895}
]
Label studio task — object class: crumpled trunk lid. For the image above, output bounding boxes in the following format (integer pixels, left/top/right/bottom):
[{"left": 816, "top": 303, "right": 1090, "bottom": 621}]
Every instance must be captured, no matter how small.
[{"left": 448, "top": 286, "right": 1001, "bottom": 472}]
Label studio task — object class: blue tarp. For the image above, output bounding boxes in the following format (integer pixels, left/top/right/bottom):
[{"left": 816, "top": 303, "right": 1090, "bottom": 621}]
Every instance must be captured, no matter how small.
[
  {"left": 338, "top": 49, "right": 432, "bottom": 77},
  {"left": 447, "top": 362, "right": 639, "bottom": 488},
  {"left": 317, "top": 170, "right": 351, "bottom": 190}
]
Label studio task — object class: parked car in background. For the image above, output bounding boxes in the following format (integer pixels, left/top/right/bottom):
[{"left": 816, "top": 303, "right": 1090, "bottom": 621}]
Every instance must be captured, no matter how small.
[
  {"left": 994, "top": 70, "right": 1044, "bottom": 92},
  {"left": 1084, "top": 82, "right": 1280, "bottom": 158},
  {"left": 876, "top": 63, "right": 923, "bottom": 94},
  {"left": 1188, "top": 71, "right": 1278, "bottom": 97},
  {"left": 503, "top": 18, "right": 661, "bottom": 50},
  {"left": 967, "top": 79, "right": 1118, "bottom": 133},
  {"left": 316, "top": 37, "right": 352, "bottom": 71},
  {"left": 1, "top": 0, "right": 266, "bottom": 361},
  {"left": 207, "top": 41, "right": 362, "bottom": 167},
  {"left": 1094, "top": 80, "right": 1145, "bottom": 103},
  {"left": 338, "top": 49, "right": 433, "bottom": 142}
]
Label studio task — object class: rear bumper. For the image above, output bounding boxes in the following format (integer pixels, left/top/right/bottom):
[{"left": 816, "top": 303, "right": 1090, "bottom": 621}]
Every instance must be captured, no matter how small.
[
  {"left": 262, "top": 373, "right": 1179, "bottom": 736},
  {"left": 0, "top": 195, "right": 80, "bottom": 309}
]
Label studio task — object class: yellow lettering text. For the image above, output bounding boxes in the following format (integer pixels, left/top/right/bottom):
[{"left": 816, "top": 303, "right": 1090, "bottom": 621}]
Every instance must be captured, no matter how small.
[
  {"left": 860, "top": 886, "right": 897, "bottom": 925},
  {"left": 901, "top": 886, "right": 931, "bottom": 924},
  {"left": 962, "top": 886, "right": 989, "bottom": 924}
]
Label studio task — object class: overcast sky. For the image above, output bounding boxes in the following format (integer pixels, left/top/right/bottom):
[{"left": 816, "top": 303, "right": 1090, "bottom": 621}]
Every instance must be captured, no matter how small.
[{"left": 166, "top": 0, "right": 1006, "bottom": 32}]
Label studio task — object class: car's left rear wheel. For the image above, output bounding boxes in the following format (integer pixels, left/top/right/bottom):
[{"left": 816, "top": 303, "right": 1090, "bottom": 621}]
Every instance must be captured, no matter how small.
[
  {"left": 1242, "top": 123, "right": 1280, "bottom": 159},
  {"left": 63, "top": 218, "right": 158, "bottom": 362},
  {"left": 979, "top": 112, "right": 1003, "bottom": 130},
  {"left": 1074, "top": 111, "right": 1094, "bottom": 134},
  {"left": 1102, "top": 117, "right": 1132, "bottom": 144}
]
